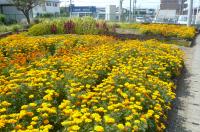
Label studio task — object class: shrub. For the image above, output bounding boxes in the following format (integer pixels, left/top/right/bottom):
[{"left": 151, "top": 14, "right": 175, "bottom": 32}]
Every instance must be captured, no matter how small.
[
  {"left": 0, "top": 24, "right": 23, "bottom": 33},
  {"left": 50, "top": 24, "right": 57, "bottom": 34},
  {"left": 28, "top": 22, "right": 52, "bottom": 36},
  {"left": 28, "top": 17, "right": 117, "bottom": 36},
  {"left": 96, "top": 21, "right": 109, "bottom": 34},
  {"left": 0, "top": 14, "right": 5, "bottom": 24},
  {"left": 64, "top": 20, "right": 75, "bottom": 34}
]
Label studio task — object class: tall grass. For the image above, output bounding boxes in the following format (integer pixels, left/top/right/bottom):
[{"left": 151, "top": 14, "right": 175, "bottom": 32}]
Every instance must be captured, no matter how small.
[
  {"left": 0, "top": 24, "right": 23, "bottom": 33},
  {"left": 28, "top": 17, "right": 116, "bottom": 36}
]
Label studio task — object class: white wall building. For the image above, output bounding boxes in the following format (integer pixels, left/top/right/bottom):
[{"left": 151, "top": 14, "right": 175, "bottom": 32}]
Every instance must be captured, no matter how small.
[
  {"left": 32, "top": 0, "right": 60, "bottom": 17},
  {"left": 0, "top": 0, "right": 60, "bottom": 22},
  {"left": 105, "top": 5, "right": 117, "bottom": 21}
]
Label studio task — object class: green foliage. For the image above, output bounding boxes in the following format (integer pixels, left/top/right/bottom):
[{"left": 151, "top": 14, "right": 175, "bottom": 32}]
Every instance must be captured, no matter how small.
[
  {"left": 0, "top": 14, "right": 5, "bottom": 24},
  {"left": 9, "top": 0, "right": 45, "bottom": 24},
  {"left": 28, "top": 22, "right": 52, "bottom": 36},
  {"left": 28, "top": 17, "right": 115, "bottom": 36},
  {"left": 74, "top": 17, "right": 98, "bottom": 35},
  {"left": 0, "top": 24, "right": 23, "bottom": 33}
]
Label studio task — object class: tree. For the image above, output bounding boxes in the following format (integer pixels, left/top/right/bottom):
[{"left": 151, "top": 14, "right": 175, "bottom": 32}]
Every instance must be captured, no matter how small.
[
  {"left": 9, "top": 0, "right": 45, "bottom": 24},
  {"left": 119, "top": 0, "right": 124, "bottom": 22}
]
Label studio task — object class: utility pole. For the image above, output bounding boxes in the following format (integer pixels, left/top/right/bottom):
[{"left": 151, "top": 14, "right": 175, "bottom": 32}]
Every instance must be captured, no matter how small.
[
  {"left": 119, "top": 0, "right": 124, "bottom": 22},
  {"left": 69, "top": 0, "right": 72, "bottom": 18},
  {"left": 133, "top": 0, "right": 136, "bottom": 21},
  {"left": 187, "top": 0, "right": 193, "bottom": 26},
  {"left": 129, "top": 0, "right": 132, "bottom": 22}
]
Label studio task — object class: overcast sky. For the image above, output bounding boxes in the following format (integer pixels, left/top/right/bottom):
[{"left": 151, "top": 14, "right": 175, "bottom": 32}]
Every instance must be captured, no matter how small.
[
  {"left": 60, "top": 0, "right": 160, "bottom": 9},
  {"left": 60, "top": 0, "right": 200, "bottom": 9}
]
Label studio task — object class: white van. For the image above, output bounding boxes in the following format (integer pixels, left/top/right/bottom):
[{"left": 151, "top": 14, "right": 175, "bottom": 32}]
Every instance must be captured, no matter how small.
[
  {"left": 177, "top": 15, "right": 196, "bottom": 25},
  {"left": 177, "top": 15, "right": 188, "bottom": 25}
]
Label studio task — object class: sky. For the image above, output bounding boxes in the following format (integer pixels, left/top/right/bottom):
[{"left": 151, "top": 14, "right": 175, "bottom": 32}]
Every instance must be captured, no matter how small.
[
  {"left": 60, "top": 0, "right": 160, "bottom": 9},
  {"left": 60, "top": 0, "right": 200, "bottom": 9}
]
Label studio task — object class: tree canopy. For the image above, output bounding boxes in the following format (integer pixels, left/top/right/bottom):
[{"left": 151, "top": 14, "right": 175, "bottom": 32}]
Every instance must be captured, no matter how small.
[{"left": 9, "top": 0, "right": 45, "bottom": 24}]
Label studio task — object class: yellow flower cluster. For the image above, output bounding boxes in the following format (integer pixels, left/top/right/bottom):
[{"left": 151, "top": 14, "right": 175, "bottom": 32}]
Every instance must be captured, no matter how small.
[
  {"left": 0, "top": 34, "right": 183, "bottom": 131},
  {"left": 128, "top": 23, "right": 196, "bottom": 40}
]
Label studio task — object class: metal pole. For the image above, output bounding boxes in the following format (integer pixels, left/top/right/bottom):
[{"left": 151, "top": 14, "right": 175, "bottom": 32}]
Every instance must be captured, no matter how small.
[
  {"left": 133, "top": 0, "right": 136, "bottom": 21},
  {"left": 119, "top": 0, "right": 123, "bottom": 22},
  {"left": 70, "top": 0, "right": 72, "bottom": 18},
  {"left": 187, "top": 0, "right": 193, "bottom": 26},
  {"left": 129, "top": 0, "right": 132, "bottom": 22}
]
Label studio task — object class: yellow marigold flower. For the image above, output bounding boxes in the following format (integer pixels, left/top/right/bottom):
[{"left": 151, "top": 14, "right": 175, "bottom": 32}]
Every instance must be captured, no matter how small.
[
  {"left": 134, "top": 120, "right": 140, "bottom": 124},
  {"left": 133, "top": 125, "right": 139, "bottom": 131},
  {"left": 71, "top": 125, "right": 80, "bottom": 131},
  {"left": 29, "top": 103, "right": 37, "bottom": 107},
  {"left": 32, "top": 116, "right": 39, "bottom": 121},
  {"left": 1, "top": 101, "right": 11, "bottom": 107},
  {"left": 0, "top": 119, "right": 5, "bottom": 128},
  {"left": 161, "top": 123, "right": 166, "bottom": 129},
  {"left": 43, "top": 119, "right": 49, "bottom": 124},
  {"left": 15, "top": 124, "right": 22, "bottom": 129},
  {"left": 154, "top": 114, "right": 160, "bottom": 119},
  {"left": 136, "top": 93, "right": 141, "bottom": 97},
  {"left": 29, "top": 95, "right": 34, "bottom": 99},
  {"left": 125, "top": 122, "right": 131, "bottom": 127},
  {"left": 0, "top": 108, "right": 6, "bottom": 113},
  {"left": 85, "top": 118, "right": 92, "bottom": 123},
  {"left": 21, "top": 105, "right": 28, "bottom": 110},
  {"left": 117, "top": 124, "right": 125, "bottom": 130},
  {"left": 42, "top": 113, "right": 49, "bottom": 118},
  {"left": 86, "top": 84, "right": 91, "bottom": 89},
  {"left": 104, "top": 115, "right": 115, "bottom": 124},
  {"left": 94, "top": 125, "right": 104, "bottom": 132},
  {"left": 140, "top": 117, "right": 146, "bottom": 123},
  {"left": 91, "top": 113, "right": 102, "bottom": 122},
  {"left": 27, "top": 112, "right": 34, "bottom": 117},
  {"left": 31, "top": 121, "right": 37, "bottom": 126},
  {"left": 27, "top": 125, "right": 34, "bottom": 130}
]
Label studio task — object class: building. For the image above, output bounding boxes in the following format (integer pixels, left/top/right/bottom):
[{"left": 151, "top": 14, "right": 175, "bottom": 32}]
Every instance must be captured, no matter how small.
[
  {"left": 181, "top": 0, "right": 188, "bottom": 14},
  {"left": 70, "top": 5, "right": 97, "bottom": 17},
  {"left": 0, "top": 0, "right": 25, "bottom": 22},
  {"left": 160, "top": 0, "right": 183, "bottom": 14},
  {"left": 0, "top": 0, "right": 60, "bottom": 22},
  {"left": 105, "top": 5, "right": 117, "bottom": 21},
  {"left": 160, "top": 0, "right": 191, "bottom": 15},
  {"left": 32, "top": 0, "right": 60, "bottom": 17},
  {"left": 134, "top": 8, "right": 156, "bottom": 17},
  {"left": 96, "top": 8, "right": 106, "bottom": 20},
  {"left": 69, "top": 5, "right": 119, "bottom": 21}
]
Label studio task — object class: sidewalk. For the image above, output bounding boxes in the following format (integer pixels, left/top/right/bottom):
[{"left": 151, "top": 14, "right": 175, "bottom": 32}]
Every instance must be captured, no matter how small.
[{"left": 167, "top": 35, "right": 200, "bottom": 132}]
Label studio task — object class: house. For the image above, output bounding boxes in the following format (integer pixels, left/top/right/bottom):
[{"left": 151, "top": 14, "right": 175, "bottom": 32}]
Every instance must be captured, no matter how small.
[
  {"left": 32, "top": 0, "right": 60, "bottom": 17},
  {"left": 0, "top": 0, "right": 60, "bottom": 22},
  {"left": 0, "top": 0, "right": 25, "bottom": 22}
]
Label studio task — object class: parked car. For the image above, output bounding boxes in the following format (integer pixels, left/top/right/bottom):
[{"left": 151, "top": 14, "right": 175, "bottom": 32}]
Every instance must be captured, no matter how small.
[
  {"left": 177, "top": 15, "right": 196, "bottom": 25},
  {"left": 136, "top": 17, "right": 152, "bottom": 23},
  {"left": 136, "top": 17, "right": 145, "bottom": 23},
  {"left": 177, "top": 15, "right": 188, "bottom": 25}
]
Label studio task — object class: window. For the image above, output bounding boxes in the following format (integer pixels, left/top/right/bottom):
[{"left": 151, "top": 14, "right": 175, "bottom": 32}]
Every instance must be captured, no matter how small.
[
  {"left": 46, "top": 2, "right": 51, "bottom": 6},
  {"left": 53, "top": 3, "right": 58, "bottom": 7}
]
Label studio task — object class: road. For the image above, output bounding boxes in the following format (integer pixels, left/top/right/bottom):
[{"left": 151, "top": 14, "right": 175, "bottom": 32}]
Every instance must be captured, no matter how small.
[{"left": 167, "top": 35, "right": 200, "bottom": 132}]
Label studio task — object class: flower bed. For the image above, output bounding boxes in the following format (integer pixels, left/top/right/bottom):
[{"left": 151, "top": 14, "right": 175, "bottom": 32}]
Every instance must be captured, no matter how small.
[
  {"left": 28, "top": 17, "right": 116, "bottom": 36},
  {"left": 120, "top": 23, "right": 196, "bottom": 40},
  {"left": 0, "top": 34, "right": 183, "bottom": 131}
]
